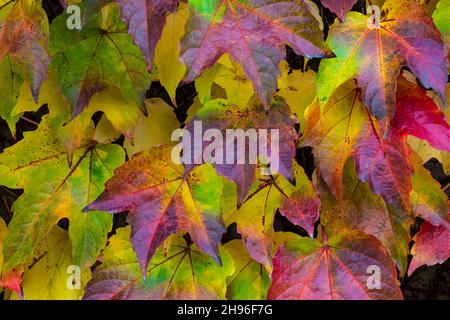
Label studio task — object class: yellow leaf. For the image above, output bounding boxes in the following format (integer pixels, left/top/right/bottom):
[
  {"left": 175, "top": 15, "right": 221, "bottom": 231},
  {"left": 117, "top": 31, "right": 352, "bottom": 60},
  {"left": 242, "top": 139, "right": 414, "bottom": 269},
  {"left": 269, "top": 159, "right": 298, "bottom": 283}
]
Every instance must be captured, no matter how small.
[
  {"left": 124, "top": 98, "right": 180, "bottom": 156},
  {"left": 154, "top": 2, "right": 188, "bottom": 104}
]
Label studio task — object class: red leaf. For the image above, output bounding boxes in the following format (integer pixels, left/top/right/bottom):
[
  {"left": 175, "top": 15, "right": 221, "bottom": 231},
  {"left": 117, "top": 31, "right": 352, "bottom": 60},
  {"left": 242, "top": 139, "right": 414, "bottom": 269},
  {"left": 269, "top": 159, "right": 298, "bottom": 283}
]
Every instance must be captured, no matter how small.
[
  {"left": 268, "top": 230, "right": 403, "bottom": 300},
  {"left": 84, "top": 145, "right": 226, "bottom": 275},
  {"left": 393, "top": 78, "right": 450, "bottom": 152},
  {"left": 354, "top": 122, "right": 413, "bottom": 211},
  {"left": 409, "top": 221, "right": 450, "bottom": 275}
]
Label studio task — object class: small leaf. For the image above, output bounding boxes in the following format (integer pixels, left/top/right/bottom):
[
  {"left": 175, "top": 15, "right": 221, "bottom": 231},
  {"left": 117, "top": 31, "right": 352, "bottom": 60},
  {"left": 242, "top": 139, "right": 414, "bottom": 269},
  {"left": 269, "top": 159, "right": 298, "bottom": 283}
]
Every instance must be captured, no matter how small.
[{"left": 320, "top": 0, "right": 358, "bottom": 20}]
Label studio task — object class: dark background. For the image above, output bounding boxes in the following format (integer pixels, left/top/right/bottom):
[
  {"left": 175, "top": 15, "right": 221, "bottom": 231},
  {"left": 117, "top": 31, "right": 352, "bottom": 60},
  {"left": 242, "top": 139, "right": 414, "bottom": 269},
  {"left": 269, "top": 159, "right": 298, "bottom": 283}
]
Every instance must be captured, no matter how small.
[{"left": 0, "top": 0, "right": 449, "bottom": 299}]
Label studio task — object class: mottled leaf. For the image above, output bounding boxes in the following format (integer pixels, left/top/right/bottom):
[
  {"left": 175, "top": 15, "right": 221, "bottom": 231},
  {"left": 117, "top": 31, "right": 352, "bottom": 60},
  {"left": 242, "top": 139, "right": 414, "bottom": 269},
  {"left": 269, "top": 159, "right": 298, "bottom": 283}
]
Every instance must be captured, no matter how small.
[
  {"left": 318, "top": 0, "right": 447, "bottom": 119},
  {"left": 84, "top": 144, "right": 226, "bottom": 275},
  {"left": 268, "top": 230, "right": 403, "bottom": 300}
]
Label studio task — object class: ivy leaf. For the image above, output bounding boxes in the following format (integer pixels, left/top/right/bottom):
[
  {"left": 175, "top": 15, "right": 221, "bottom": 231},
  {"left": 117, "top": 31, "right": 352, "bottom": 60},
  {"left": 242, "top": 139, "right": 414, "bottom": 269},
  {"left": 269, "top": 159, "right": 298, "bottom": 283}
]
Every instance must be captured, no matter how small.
[
  {"left": 116, "top": 0, "right": 181, "bottom": 71},
  {"left": 224, "top": 161, "right": 320, "bottom": 269},
  {"left": 409, "top": 221, "right": 450, "bottom": 275},
  {"left": 268, "top": 230, "right": 403, "bottom": 300},
  {"left": 0, "top": 0, "right": 49, "bottom": 132},
  {"left": 49, "top": 4, "right": 151, "bottom": 116},
  {"left": 354, "top": 122, "right": 413, "bottom": 211},
  {"left": 392, "top": 78, "right": 450, "bottom": 152},
  {"left": 181, "top": 0, "right": 331, "bottom": 107},
  {"left": 317, "top": 160, "right": 412, "bottom": 274},
  {"left": 0, "top": 0, "right": 49, "bottom": 101},
  {"left": 83, "top": 227, "right": 234, "bottom": 300},
  {"left": 320, "top": 0, "right": 357, "bottom": 20},
  {"left": 0, "top": 116, "right": 125, "bottom": 272},
  {"left": 318, "top": 0, "right": 447, "bottom": 120},
  {"left": 185, "top": 97, "right": 298, "bottom": 206},
  {"left": 301, "top": 80, "right": 368, "bottom": 201},
  {"left": 84, "top": 144, "right": 226, "bottom": 276}
]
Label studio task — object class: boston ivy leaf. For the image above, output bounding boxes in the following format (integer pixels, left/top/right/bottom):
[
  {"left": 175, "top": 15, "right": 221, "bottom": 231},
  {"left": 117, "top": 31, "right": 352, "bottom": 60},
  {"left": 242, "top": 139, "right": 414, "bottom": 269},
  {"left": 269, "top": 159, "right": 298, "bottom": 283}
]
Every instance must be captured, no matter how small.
[
  {"left": 409, "top": 221, "right": 450, "bottom": 275},
  {"left": 301, "top": 80, "right": 368, "bottom": 201},
  {"left": 320, "top": 0, "right": 357, "bottom": 20},
  {"left": 11, "top": 226, "right": 91, "bottom": 300},
  {"left": 317, "top": 160, "right": 412, "bottom": 274},
  {"left": 49, "top": 4, "right": 151, "bottom": 116},
  {"left": 83, "top": 227, "right": 234, "bottom": 300},
  {"left": 392, "top": 78, "right": 450, "bottom": 152},
  {"left": 354, "top": 121, "right": 413, "bottom": 211},
  {"left": 84, "top": 144, "right": 226, "bottom": 276},
  {"left": 224, "top": 161, "right": 320, "bottom": 269},
  {"left": 181, "top": 0, "right": 332, "bottom": 107},
  {"left": 116, "top": 0, "right": 181, "bottom": 71},
  {"left": 0, "top": 116, "right": 125, "bottom": 272},
  {"left": 0, "top": 0, "right": 49, "bottom": 132},
  {"left": 0, "top": 0, "right": 49, "bottom": 101},
  {"left": 268, "top": 230, "right": 403, "bottom": 300},
  {"left": 318, "top": 0, "right": 447, "bottom": 120},
  {"left": 184, "top": 97, "right": 297, "bottom": 206}
]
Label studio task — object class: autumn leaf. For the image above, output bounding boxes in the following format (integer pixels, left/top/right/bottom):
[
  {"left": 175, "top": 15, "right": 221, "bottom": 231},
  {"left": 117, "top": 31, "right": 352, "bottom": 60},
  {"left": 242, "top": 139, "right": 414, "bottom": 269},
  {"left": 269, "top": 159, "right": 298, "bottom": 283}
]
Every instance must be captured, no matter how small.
[
  {"left": 320, "top": 0, "right": 357, "bottom": 20},
  {"left": 0, "top": 116, "right": 125, "bottom": 272},
  {"left": 409, "top": 221, "right": 450, "bottom": 275},
  {"left": 116, "top": 0, "right": 181, "bottom": 71},
  {"left": 84, "top": 144, "right": 226, "bottom": 276},
  {"left": 433, "top": 0, "right": 450, "bottom": 53},
  {"left": 0, "top": 0, "right": 50, "bottom": 132},
  {"left": 181, "top": 0, "right": 332, "bottom": 107},
  {"left": 268, "top": 230, "right": 403, "bottom": 300},
  {"left": 318, "top": 0, "right": 447, "bottom": 120},
  {"left": 184, "top": 97, "right": 298, "bottom": 206},
  {"left": 49, "top": 3, "right": 151, "bottom": 116},
  {"left": 83, "top": 227, "right": 234, "bottom": 300},
  {"left": 301, "top": 80, "right": 368, "bottom": 201},
  {"left": 316, "top": 160, "right": 412, "bottom": 274}
]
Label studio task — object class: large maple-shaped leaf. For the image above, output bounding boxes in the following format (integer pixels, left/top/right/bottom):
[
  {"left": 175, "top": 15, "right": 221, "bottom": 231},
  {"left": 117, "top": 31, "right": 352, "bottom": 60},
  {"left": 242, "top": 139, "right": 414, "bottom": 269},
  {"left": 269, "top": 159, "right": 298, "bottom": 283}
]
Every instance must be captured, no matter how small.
[
  {"left": 320, "top": 0, "right": 357, "bottom": 20},
  {"left": 0, "top": 0, "right": 49, "bottom": 131},
  {"left": 317, "top": 0, "right": 447, "bottom": 120},
  {"left": 0, "top": 116, "right": 125, "bottom": 272},
  {"left": 301, "top": 80, "right": 368, "bottom": 201},
  {"left": 49, "top": 4, "right": 150, "bottom": 116},
  {"left": 409, "top": 221, "right": 450, "bottom": 275},
  {"left": 84, "top": 227, "right": 234, "bottom": 300},
  {"left": 268, "top": 230, "right": 403, "bottom": 300},
  {"left": 392, "top": 78, "right": 450, "bottom": 152},
  {"left": 116, "top": 0, "right": 181, "bottom": 71},
  {"left": 354, "top": 121, "right": 413, "bottom": 211},
  {"left": 84, "top": 144, "right": 226, "bottom": 275},
  {"left": 181, "top": 0, "right": 331, "bottom": 107},
  {"left": 316, "top": 160, "right": 412, "bottom": 274},
  {"left": 184, "top": 97, "right": 297, "bottom": 206},
  {"left": 223, "top": 161, "right": 320, "bottom": 269}
]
